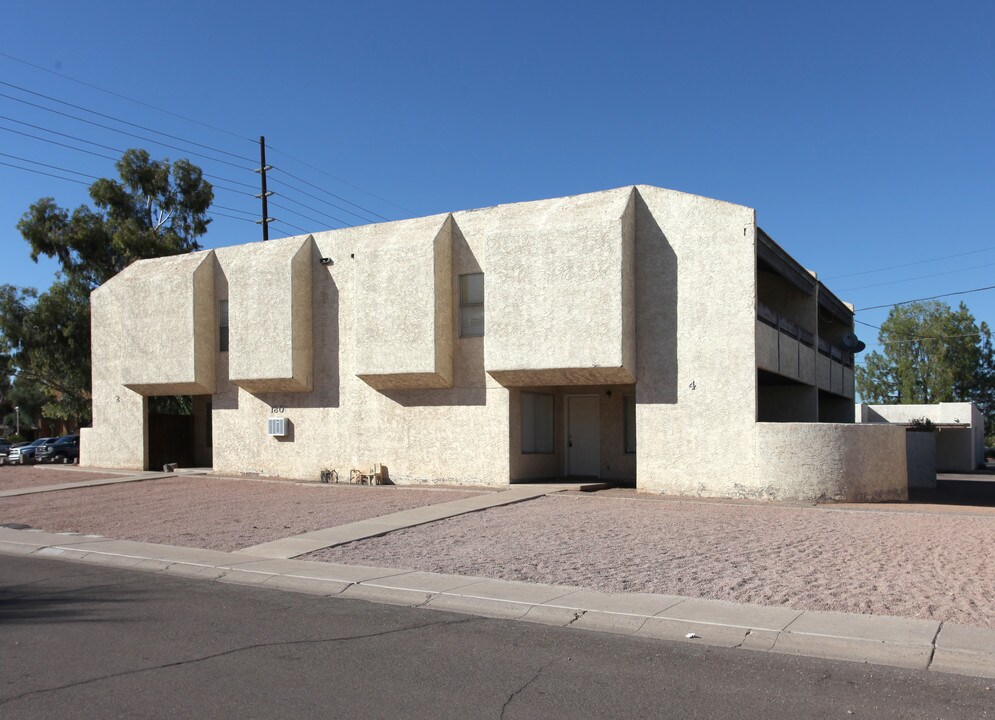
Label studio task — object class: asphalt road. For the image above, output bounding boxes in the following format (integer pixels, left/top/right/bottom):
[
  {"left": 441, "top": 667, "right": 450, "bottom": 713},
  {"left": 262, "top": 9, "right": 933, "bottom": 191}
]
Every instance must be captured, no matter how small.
[{"left": 1, "top": 555, "right": 992, "bottom": 719}]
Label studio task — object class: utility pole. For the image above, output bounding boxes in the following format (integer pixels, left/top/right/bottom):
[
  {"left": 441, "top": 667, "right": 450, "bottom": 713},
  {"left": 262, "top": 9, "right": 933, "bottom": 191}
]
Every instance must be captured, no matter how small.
[{"left": 254, "top": 135, "right": 274, "bottom": 241}]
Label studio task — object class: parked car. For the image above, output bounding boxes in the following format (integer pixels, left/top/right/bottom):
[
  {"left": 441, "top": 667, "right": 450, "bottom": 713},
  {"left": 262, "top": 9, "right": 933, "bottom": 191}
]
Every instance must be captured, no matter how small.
[
  {"left": 0, "top": 441, "right": 8, "bottom": 464},
  {"left": 7, "top": 437, "right": 55, "bottom": 464},
  {"left": 36, "top": 435, "right": 80, "bottom": 464}
]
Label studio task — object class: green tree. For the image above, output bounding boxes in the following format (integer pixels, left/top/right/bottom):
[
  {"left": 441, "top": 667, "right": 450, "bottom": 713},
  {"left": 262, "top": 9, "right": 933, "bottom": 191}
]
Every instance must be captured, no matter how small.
[
  {"left": 856, "top": 301, "right": 985, "bottom": 407},
  {"left": 973, "top": 321, "right": 995, "bottom": 444},
  {"left": 0, "top": 149, "right": 213, "bottom": 426}
]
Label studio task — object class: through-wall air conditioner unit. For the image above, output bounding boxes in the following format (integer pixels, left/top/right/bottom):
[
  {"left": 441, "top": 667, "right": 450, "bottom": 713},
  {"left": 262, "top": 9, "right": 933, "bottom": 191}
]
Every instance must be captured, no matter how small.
[{"left": 268, "top": 417, "right": 287, "bottom": 437}]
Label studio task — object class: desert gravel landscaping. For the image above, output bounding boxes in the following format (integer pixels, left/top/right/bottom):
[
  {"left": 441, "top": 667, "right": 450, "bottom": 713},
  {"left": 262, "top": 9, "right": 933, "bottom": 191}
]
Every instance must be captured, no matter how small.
[
  {"left": 6, "top": 471, "right": 995, "bottom": 630},
  {"left": 0, "top": 465, "right": 125, "bottom": 492},
  {"left": 310, "top": 492, "right": 995, "bottom": 629},
  {"left": 0, "top": 476, "right": 486, "bottom": 552}
]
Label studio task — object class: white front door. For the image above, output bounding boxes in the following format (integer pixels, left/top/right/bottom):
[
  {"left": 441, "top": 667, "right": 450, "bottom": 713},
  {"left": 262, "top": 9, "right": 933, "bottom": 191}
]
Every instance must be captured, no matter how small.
[{"left": 566, "top": 395, "right": 600, "bottom": 478}]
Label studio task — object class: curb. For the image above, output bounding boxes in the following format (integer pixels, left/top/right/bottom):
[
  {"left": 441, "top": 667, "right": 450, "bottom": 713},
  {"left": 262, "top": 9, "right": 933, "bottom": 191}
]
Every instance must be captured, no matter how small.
[{"left": 2, "top": 527, "right": 993, "bottom": 679}]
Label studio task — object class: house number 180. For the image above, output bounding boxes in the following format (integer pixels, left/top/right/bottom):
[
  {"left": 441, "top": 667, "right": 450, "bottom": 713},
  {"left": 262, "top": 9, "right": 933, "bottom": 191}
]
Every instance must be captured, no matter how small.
[{"left": 270, "top": 406, "right": 285, "bottom": 413}]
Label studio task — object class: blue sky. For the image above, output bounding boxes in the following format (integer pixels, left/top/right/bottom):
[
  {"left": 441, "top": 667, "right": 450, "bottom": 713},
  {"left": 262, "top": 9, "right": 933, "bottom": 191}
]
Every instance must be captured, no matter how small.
[{"left": 2, "top": 0, "right": 994, "bottom": 359}]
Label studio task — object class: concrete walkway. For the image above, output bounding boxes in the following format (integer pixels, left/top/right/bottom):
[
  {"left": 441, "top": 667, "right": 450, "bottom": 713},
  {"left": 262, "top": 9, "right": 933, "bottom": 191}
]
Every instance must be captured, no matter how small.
[
  {"left": 0, "top": 469, "right": 203, "bottom": 498},
  {"left": 1, "top": 525, "right": 992, "bottom": 680},
  {"left": 242, "top": 484, "right": 581, "bottom": 558}
]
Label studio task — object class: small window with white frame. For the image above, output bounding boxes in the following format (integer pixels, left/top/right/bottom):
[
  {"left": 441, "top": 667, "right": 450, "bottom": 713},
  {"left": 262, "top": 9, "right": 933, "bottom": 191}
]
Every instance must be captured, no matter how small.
[
  {"left": 521, "top": 392, "right": 554, "bottom": 454},
  {"left": 460, "top": 273, "right": 484, "bottom": 337},
  {"left": 623, "top": 394, "right": 636, "bottom": 454}
]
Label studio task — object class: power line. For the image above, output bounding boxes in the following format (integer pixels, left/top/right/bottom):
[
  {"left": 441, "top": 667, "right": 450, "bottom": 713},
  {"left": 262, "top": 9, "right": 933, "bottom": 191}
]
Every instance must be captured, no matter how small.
[
  {"left": 0, "top": 152, "right": 268, "bottom": 224},
  {"left": 0, "top": 80, "right": 257, "bottom": 163},
  {"left": 1, "top": 51, "right": 413, "bottom": 220},
  {"left": 270, "top": 168, "right": 387, "bottom": 222},
  {"left": 267, "top": 146, "right": 414, "bottom": 216},
  {"left": 209, "top": 210, "right": 260, "bottom": 224},
  {"left": 879, "top": 332, "right": 981, "bottom": 345},
  {"left": 268, "top": 193, "right": 352, "bottom": 227},
  {"left": 1, "top": 114, "right": 125, "bottom": 155},
  {"left": 213, "top": 204, "right": 257, "bottom": 217},
  {"left": 1, "top": 52, "right": 411, "bottom": 216},
  {"left": 271, "top": 220, "right": 310, "bottom": 235},
  {"left": 0, "top": 152, "right": 100, "bottom": 179},
  {"left": 858, "top": 284, "right": 995, "bottom": 312},
  {"left": 268, "top": 201, "right": 331, "bottom": 230},
  {"left": 268, "top": 174, "right": 373, "bottom": 224},
  {"left": 825, "top": 246, "right": 995, "bottom": 281},
  {"left": 0, "top": 51, "right": 258, "bottom": 145},
  {"left": 0, "top": 159, "right": 90, "bottom": 186},
  {"left": 0, "top": 91, "right": 256, "bottom": 171},
  {"left": 210, "top": 182, "right": 256, "bottom": 198},
  {"left": 0, "top": 117, "right": 258, "bottom": 195},
  {"left": 855, "top": 319, "right": 984, "bottom": 344},
  {"left": 0, "top": 154, "right": 310, "bottom": 252},
  {"left": 838, "top": 260, "right": 995, "bottom": 293}
]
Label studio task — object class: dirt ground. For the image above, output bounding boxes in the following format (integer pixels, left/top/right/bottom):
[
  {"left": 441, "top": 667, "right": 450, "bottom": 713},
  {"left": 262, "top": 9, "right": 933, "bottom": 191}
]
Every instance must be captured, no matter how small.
[
  {"left": 311, "top": 493, "right": 995, "bottom": 629},
  {"left": 0, "top": 465, "right": 124, "bottom": 492},
  {"left": 0, "top": 476, "right": 485, "bottom": 552}
]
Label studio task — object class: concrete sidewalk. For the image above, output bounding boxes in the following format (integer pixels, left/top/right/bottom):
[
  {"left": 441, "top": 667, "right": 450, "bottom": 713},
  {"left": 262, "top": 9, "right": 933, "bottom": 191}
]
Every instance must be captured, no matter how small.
[
  {"left": 242, "top": 484, "right": 583, "bottom": 558},
  {"left": 1, "top": 526, "right": 992, "bottom": 680},
  {"left": 0, "top": 469, "right": 203, "bottom": 498}
]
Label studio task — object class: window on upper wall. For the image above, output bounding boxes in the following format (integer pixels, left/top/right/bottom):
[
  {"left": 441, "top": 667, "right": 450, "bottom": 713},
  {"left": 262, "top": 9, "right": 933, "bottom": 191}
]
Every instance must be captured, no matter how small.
[
  {"left": 624, "top": 394, "right": 636, "bottom": 454},
  {"left": 460, "top": 273, "right": 484, "bottom": 337},
  {"left": 521, "top": 392, "right": 554, "bottom": 454},
  {"left": 219, "top": 300, "right": 229, "bottom": 352}
]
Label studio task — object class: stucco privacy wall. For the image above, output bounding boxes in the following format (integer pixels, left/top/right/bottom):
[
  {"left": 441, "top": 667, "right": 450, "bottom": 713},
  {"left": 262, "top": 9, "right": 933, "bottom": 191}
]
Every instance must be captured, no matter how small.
[
  {"left": 226, "top": 235, "right": 313, "bottom": 393},
  {"left": 632, "top": 186, "right": 760, "bottom": 496},
  {"left": 354, "top": 214, "right": 453, "bottom": 389},
  {"left": 754, "top": 423, "right": 908, "bottom": 501},
  {"left": 208, "top": 220, "right": 511, "bottom": 484},
  {"left": 479, "top": 187, "right": 636, "bottom": 386}
]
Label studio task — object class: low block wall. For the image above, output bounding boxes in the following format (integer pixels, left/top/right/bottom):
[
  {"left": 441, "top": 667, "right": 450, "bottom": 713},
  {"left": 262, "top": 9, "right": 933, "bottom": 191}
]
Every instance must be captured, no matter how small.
[{"left": 754, "top": 423, "right": 908, "bottom": 502}]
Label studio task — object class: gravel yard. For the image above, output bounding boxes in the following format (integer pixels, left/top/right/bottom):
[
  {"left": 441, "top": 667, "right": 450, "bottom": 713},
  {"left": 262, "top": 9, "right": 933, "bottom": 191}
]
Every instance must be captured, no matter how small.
[
  {"left": 310, "top": 493, "right": 995, "bottom": 628},
  {"left": 6, "top": 470, "right": 995, "bottom": 629},
  {"left": 0, "top": 465, "right": 125, "bottom": 492},
  {"left": 0, "top": 476, "right": 486, "bottom": 552}
]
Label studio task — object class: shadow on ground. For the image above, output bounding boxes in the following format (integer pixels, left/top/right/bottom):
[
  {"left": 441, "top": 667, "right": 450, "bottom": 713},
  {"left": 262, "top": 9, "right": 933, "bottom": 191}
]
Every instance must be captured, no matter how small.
[
  {"left": 0, "top": 580, "right": 141, "bottom": 625},
  {"left": 912, "top": 477, "right": 995, "bottom": 507}
]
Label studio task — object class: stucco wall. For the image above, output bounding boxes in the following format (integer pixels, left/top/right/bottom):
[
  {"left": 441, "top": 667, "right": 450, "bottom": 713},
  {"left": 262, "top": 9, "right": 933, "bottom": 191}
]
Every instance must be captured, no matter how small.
[
  {"left": 480, "top": 187, "right": 636, "bottom": 386},
  {"left": 633, "top": 185, "right": 759, "bottom": 496},
  {"left": 354, "top": 214, "right": 453, "bottom": 389},
  {"left": 208, "top": 220, "right": 510, "bottom": 484},
  {"left": 81, "top": 251, "right": 219, "bottom": 470},
  {"left": 225, "top": 235, "right": 313, "bottom": 393},
  {"left": 754, "top": 423, "right": 908, "bottom": 502},
  {"left": 116, "top": 251, "right": 216, "bottom": 395}
]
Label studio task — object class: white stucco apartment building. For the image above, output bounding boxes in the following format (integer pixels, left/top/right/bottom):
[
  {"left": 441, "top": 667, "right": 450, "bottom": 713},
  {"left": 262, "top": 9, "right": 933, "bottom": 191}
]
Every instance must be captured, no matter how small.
[{"left": 81, "top": 185, "right": 909, "bottom": 501}]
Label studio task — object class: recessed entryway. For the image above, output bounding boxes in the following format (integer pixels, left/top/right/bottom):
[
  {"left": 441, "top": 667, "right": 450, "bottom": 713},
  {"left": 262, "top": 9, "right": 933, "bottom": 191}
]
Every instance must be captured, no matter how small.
[{"left": 146, "top": 395, "right": 213, "bottom": 470}]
